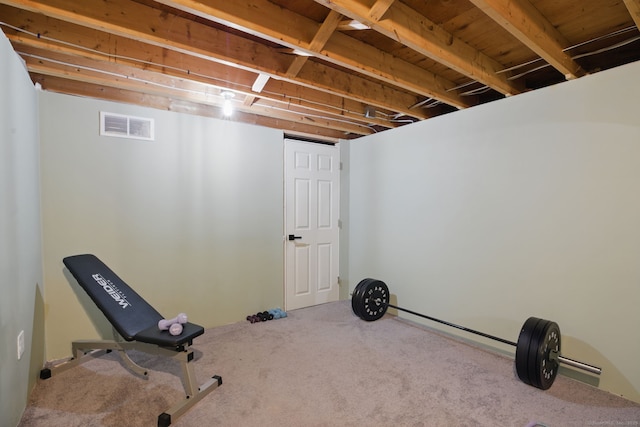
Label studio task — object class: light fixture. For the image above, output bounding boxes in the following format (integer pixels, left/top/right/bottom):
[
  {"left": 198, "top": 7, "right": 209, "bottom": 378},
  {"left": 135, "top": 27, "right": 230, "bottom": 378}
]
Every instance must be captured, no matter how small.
[
  {"left": 221, "top": 90, "right": 235, "bottom": 117},
  {"left": 251, "top": 73, "right": 270, "bottom": 93}
]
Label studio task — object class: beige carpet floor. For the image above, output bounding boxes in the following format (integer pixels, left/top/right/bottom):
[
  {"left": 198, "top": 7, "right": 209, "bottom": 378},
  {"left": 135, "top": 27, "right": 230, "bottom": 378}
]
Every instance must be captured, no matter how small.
[{"left": 19, "top": 300, "right": 640, "bottom": 426}]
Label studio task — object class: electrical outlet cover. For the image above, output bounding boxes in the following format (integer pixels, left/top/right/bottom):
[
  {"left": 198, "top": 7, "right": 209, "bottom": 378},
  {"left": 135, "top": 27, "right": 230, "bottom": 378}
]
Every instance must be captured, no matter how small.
[{"left": 17, "top": 330, "right": 25, "bottom": 360}]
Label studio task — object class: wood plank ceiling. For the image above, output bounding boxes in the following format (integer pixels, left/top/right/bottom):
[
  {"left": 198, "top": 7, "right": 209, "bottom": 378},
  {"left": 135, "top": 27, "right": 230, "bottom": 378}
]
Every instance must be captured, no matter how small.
[{"left": 2, "top": 0, "right": 639, "bottom": 142}]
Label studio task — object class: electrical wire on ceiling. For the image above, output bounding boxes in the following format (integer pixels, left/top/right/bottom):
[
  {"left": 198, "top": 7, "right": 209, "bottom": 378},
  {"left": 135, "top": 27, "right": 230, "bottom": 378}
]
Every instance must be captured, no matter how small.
[
  {"left": 562, "top": 26, "right": 638, "bottom": 52},
  {"left": 257, "top": 88, "right": 396, "bottom": 124},
  {"left": 447, "top": 26, "right": 640, "bottom": 90},
  {"left": 254, "top": 103, "right": 377, "bottom": 133},
  {"left": 501, "top": 26, "right": 640, "bottom": 80},
  {"left": 506, "top": 64, "right": 552, "bottom": 81},
  {"left": 570, "top": 35, "right": 640, "bottom": 60},
  {"left": 390, "top": 118, "right": 418, "bottom": 124},
  {"left": 444, "top": 79, "right": 493, "bottom": 98},
  {"left": 18, "top": 47, "right": 379, "bottom": 130},
  {"left": 409, "top": 97, "right": 442, "bottom": 109},
  {"left": 446, "top": 80, "right": 480, "bottom": 92},
  {"left": 0, "top": 22, "right": 250, "bottom": 92},
  {"left": 17, "top": 52, "right": 223, "bottom": 99},
  {"left": 0, "top": 21, "right": 396, "bottom": 129},
  {"left": 460, "top": 85, "right": 491, "bottom": 96},
  {"left": 496, "top": 58, "right": 545, "bottom": 75},
  {"left": 4, "top": 18, "right": 636, "bottom": 128}
]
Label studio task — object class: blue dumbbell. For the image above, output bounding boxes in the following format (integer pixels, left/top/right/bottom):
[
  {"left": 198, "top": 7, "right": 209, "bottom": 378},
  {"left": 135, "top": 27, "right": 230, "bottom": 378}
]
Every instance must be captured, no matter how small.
[{"left": 268, "top": 309, "right": 281, "bottom": 319}]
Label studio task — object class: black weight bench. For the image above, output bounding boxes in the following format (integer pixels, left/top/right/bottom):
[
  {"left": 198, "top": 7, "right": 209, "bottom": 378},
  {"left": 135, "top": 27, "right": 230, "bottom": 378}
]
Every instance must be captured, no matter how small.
[{"left": 40, "top": 254, "right": 221, "bottom": 427}]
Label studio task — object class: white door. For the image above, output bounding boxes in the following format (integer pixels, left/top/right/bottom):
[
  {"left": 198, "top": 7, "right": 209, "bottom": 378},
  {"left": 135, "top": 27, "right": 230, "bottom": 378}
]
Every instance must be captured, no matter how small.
[{"left": 284, "top": 139, "right": 340, "bottom": 311}]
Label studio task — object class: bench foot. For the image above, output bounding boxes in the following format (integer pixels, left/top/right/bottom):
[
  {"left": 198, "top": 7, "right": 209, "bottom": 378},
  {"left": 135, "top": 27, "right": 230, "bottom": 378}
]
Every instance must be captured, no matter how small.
[
  {"left": 158, "top": 412, "right": 171, "bottom": 427},
  {"left": 42, "top": 339, "right": 221, "bottom": 425}
]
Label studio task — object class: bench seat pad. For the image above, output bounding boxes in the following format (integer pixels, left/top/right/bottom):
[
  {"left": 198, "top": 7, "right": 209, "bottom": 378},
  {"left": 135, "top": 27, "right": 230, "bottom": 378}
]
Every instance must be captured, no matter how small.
[{"left": 63, "top": 254, "right": 204, "bottom": 347}]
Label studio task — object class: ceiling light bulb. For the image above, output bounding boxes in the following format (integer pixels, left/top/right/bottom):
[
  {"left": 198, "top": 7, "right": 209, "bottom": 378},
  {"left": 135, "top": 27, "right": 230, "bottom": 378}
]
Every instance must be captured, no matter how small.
[
  {"left": 221, "top": 91, "right": 235, "bottom": 117},
  {"left": 223, "top": 100, "right": 233, "bottom": 117}
]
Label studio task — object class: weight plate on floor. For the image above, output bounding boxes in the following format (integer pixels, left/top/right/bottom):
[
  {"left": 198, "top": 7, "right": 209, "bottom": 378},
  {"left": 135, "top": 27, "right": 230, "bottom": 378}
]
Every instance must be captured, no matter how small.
[
  {"left": 515, "top": 317, "right": 539, "bottom": 386},
  {"left": 515, "top": 317, "right": 561, "bottom": 390},
  {"left": 535, "top": 320, "right": 561, "bottom": 390},
  {"left": 359, "top": 279, "right": 389, "bottom": 321},
  {"left": 351, "top": 279, "right": 371, "bottom": 318},
  {"left": 353, "top": 278, "right": 375, "bottom": 319},
  {"left": 527, "top": 318, "right": 549, "bottom": 389}
]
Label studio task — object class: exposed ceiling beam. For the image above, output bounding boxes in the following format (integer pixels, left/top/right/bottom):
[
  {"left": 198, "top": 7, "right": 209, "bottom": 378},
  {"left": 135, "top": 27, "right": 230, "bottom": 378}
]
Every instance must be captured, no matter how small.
[
  {"left": 0, "top": 1, "right": 426, "bottom": 121},
  {"left": 152, "top": 0, "right": 473, "bottom": 109},
  {"left": 369, "top": 0, "right": 396, "bottom": 21},
  {"left": 293, "top": 60, "right": 430, "bottom": 120},
  {"left": 0, "top": 0, "right": 288, "bottom": 79},
  {"left": 0, "top": 6, "right": 398, "bottom": 130},
  {"left": 468, "top": 0, "right": 585, "bottom": 79},
  {"left": 17, "top": 46, "right": 374, "bottom": 135},
  {"left": 285, "top": 10, "right": 342, "bottom": 78},
  {"left": 623, "top": 0, "right": 640, "bottom": 29},
  {"left": 3, "top": 0, "right": 634, "bottom": 141},
  {"left": 249, "top": 8, "right": 342, "bottom": 107},
  {"left": 309, "top": 10, "right": 343, "bottom": 52},
  {"left": 313, "top": 0, "right": 525, "bottom": 96}
]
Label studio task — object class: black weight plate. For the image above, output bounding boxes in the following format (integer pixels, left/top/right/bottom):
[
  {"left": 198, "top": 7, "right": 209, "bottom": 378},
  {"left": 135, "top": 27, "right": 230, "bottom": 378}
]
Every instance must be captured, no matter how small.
[
  {"left": 360, "top": 279, "right": 389, "bottom": 321},
  {"left": 527, "top": 319, "right": 550, "bottom": 389},
  {"left": 351, "top": 279, "right": 371, "bottom": 318},
  {"left": 535, "top": 320, "right": 561, "bottom": 390},
  {"left": 354, "top": 278, "right": 376, "bottom": 320},
  {"left": 516, "top": 317, "right": 562, "bottom": 390},
  {"left": 351, "top": 279, "right": 365, "bottom": 318},
  {"left": 515, "top": 317, "right": 541, "bottom": 386}
]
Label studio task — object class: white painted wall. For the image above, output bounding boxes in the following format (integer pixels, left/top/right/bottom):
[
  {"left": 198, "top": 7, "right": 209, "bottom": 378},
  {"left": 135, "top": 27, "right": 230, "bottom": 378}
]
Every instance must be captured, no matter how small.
[
  {"left": 347, "top": 61, "right": 640, "bottom": 403},
  {"left": 39, "top": 92, "right": 285, "bottom": 360},
  {"left": 0, "top": 31, "right": 43, "bottom": 427}
]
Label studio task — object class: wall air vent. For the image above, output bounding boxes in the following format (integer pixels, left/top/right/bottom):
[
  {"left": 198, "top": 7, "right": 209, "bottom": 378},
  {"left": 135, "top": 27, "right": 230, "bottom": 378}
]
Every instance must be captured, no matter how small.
[{"left": 100, "top": 111, "right": 154, "bottom": 141}]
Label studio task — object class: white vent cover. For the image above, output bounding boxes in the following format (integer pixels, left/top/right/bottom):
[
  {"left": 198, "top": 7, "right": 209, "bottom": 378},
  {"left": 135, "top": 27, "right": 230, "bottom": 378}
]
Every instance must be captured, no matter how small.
[{"left": 100, "top": 111, "right": 154, "bottom": 141}]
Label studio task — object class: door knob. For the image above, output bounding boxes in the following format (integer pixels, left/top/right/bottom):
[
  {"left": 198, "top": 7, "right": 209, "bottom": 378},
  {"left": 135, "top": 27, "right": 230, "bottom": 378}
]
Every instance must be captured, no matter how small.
[{"left": 288, "top": 234, "right": 302, "bottom": 241}]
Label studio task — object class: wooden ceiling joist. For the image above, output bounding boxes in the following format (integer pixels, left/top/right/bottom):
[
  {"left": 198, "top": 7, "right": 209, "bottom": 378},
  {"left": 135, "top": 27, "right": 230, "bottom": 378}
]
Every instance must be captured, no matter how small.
[
  {"left": 17, "top": 46, "right": 376, "bottom": 136},
  {"left": 284, "top": 10, "right": 342, "bottom": 78},
  {"left": 2, "top": 0, "right": 638, "bottom": 140},
  {"left": 0, "top": 1, "right": 426, "bottom": 126},
  {"left": 468, "top": 0, "right": 585, "bottom": 79},
  {"left": 0, "top": 8, "right": 399, "bottom": 131},
  {"left": 623, "top": 0, "right": 640, "bottom": 29},
  {"left": 152, "top": 0, "right": 473, "bottom": 109},
  {"left": 313, "top": 0, "right": 525, "bottom": 96}
]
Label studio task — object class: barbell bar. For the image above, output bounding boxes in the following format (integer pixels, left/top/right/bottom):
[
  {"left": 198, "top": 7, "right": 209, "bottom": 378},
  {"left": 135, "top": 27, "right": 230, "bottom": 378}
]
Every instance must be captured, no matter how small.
[{"left": 351, "top": 278, "right": 602, "bottom": 390}]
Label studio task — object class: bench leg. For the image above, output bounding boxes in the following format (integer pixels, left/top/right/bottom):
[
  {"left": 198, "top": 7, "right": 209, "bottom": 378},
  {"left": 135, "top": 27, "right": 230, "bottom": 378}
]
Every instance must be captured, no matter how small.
[
  {"left": 39, "top": 339, "right": 222, "bottom": 427},
  {"left": 149, "top": 343, "right": 223, "bottom": 426},
  {"left": 117, "top": 348, "right": 150, "bottom": 377},
  {"left": 40, "top": 340, "right": 116, "bottom": 379}
]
